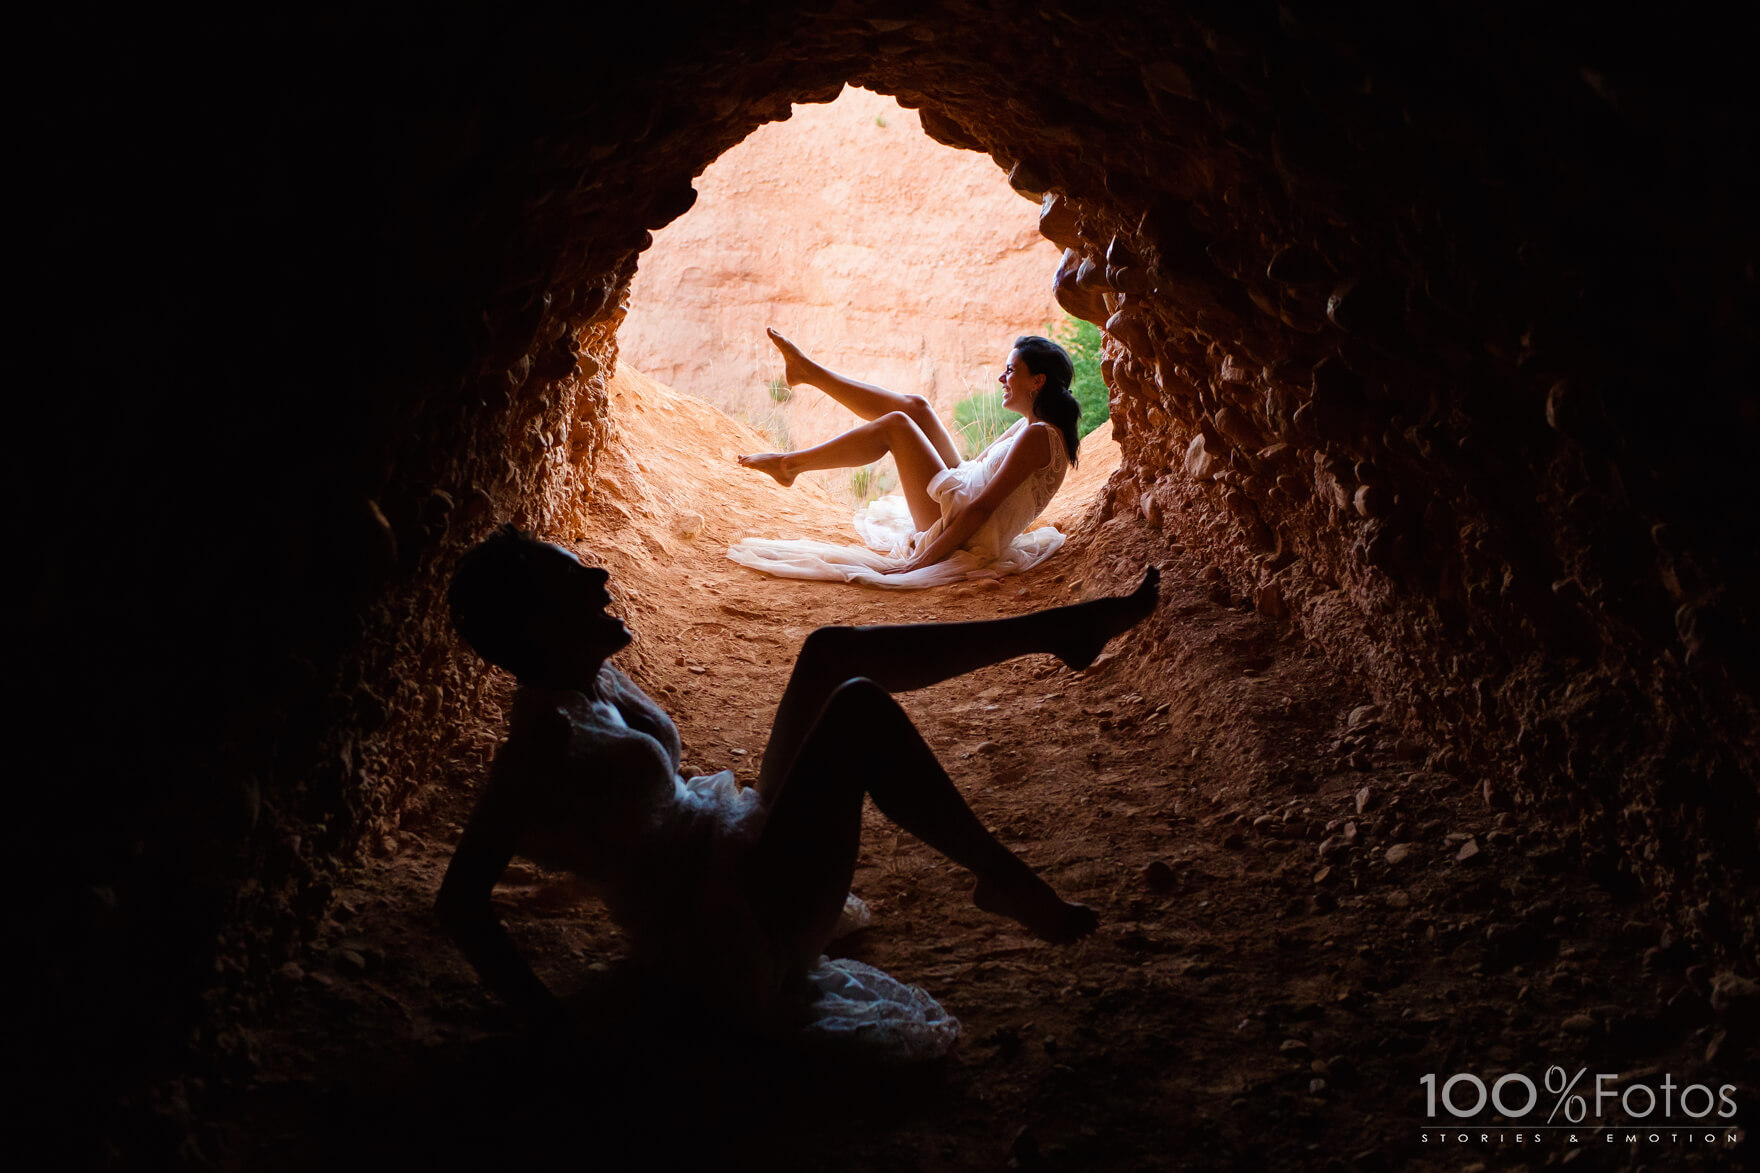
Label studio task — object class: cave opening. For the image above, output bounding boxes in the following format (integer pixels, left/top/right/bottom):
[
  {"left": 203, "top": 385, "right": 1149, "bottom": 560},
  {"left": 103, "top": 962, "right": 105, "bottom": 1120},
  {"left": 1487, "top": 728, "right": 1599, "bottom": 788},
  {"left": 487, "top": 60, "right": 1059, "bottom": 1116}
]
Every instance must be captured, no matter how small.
[
  {"left": 26, "top": 3, "right": 1758, "bottom": 1168},
  {"left": 613, "top": 82, "right": 1110, "bottom": 517}
]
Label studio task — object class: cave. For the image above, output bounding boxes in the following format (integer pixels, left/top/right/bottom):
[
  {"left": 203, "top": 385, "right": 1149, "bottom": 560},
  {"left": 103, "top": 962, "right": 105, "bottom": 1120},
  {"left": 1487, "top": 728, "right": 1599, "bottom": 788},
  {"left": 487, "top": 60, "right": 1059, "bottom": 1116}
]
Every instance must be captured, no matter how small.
[{"left": 22, "top": 1, "right": 1758, "bottom": 1167}]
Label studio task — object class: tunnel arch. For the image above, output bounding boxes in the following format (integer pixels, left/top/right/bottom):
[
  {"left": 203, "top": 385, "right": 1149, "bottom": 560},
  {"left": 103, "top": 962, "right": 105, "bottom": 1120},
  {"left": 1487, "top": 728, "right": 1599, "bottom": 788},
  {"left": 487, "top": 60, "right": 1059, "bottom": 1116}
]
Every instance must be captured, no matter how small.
[
  {"left": 22, "top": 0, "right": 1758, "bottom": 1156},
  {"left": 386, "top": 0, "right": 1759, "bottom": 953}
]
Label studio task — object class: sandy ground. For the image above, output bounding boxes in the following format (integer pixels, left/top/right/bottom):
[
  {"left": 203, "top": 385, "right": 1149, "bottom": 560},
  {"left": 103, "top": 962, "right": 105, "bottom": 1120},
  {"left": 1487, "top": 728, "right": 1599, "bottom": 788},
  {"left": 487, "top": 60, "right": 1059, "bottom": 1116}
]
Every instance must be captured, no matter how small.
[{"left": 224, "top": 366, "right": 1748, "bottom": 1171}]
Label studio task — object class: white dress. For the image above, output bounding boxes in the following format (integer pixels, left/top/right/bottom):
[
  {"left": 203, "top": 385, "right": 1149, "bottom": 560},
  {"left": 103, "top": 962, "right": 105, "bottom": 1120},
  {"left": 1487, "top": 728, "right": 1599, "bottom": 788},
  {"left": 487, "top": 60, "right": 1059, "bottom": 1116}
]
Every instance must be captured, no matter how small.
[{"left": 727, "top": 419, "right": 1072, "bottom": 590}]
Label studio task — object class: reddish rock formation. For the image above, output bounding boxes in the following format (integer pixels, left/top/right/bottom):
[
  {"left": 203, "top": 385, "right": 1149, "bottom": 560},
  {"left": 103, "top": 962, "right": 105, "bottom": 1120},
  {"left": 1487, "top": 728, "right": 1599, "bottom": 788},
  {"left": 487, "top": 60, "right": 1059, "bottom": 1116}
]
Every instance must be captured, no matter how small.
[{"left": 619, "top": 86, "right": 1063, "bottom": 449}]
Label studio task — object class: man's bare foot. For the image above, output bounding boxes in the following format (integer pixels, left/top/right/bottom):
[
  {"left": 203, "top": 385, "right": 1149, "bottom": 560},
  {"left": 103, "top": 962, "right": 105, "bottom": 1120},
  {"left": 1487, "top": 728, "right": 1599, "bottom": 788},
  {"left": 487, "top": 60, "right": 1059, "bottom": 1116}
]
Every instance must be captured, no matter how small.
[
  {"left": 974, "top": 872, "right": 1099, "bottom": 944},
  {"left": 1052, "top": 565, "right": 1161, "bottom": 671},
  {"left": 767, "top": 327, "right": 820, "bottom": 388},
  {"left": 737, "top": 451, "right": 796, "bottom": 488}
]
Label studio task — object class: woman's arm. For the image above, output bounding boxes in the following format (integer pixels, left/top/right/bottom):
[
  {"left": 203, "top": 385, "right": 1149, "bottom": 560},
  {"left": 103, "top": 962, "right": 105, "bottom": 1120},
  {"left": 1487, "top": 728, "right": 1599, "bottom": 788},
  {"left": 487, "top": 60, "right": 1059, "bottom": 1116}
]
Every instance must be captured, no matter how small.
[{"left": 901, "top": 423, "right": 1053, "bottom": 572}]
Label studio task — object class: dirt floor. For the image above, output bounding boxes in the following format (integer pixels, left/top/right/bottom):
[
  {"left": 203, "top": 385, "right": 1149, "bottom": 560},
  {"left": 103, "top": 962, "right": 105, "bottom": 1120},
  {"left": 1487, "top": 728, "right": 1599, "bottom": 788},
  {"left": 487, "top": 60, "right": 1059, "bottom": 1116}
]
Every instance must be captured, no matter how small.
[{"left": 222, "top": 366, "right": 1751, "bottom": 1170}]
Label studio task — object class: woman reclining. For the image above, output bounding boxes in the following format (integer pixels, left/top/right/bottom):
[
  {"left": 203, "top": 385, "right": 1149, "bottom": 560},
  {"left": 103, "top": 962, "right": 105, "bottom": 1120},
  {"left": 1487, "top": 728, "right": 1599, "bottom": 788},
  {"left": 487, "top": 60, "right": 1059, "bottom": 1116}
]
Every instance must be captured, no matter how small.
[{"left": 729, "top": 329, "right": 1083, "bottom": 589}]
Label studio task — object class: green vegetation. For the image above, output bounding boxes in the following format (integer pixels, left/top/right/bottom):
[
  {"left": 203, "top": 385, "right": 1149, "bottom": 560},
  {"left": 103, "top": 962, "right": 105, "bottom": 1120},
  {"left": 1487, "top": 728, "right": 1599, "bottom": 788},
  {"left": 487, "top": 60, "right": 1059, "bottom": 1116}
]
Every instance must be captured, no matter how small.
[
  {"left": 743, "top": 405, "right": 793, "bottom": 452},
  {"left": 849, "top": 464, "right": 894, "bottom": 502},
  {"left": 951, "top": 316, "right": 1110, "bottom": 459},
  {"left": 1053, "top": 314, "right": 1111, "bottom": 438},
  {"left": 735, "top": 377, "right": 797, "bottom": 449},
  {"left": 874, "top": 114, "right": 889, "bottom": 129},
  {"left": 952, "top": 388, "right": 1019, "bottom": 459}
]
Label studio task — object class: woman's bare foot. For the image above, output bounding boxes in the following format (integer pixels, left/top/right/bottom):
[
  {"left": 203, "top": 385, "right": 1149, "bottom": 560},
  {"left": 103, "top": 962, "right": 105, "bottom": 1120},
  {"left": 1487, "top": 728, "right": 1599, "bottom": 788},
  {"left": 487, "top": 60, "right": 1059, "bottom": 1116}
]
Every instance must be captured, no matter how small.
[
  {"left": 737, "top": 451, "right": 796, "bottom": 488},
  {"left": 767, "top": 327, "right": 820, "bottom": 388},
  {"left": 973, "top": 871, "right": 1099, "bottom": 944},
  {"left": 1052, "top": 565, "right": 1161, "bottom": 671}
]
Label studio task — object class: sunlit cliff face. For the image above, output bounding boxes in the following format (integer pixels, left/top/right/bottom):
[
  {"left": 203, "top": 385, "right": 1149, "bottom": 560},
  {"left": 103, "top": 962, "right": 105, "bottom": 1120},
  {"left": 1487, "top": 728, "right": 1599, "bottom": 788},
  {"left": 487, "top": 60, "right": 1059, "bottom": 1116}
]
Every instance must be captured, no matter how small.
[{"left": 24, "top": 1, "right": 1757, "bottom": 1149}]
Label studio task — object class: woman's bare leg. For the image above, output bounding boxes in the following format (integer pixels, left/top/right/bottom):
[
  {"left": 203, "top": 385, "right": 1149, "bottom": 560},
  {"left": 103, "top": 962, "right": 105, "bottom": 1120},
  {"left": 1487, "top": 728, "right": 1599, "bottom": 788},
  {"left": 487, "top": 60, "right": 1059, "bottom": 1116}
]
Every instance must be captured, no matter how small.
[
  {"left": 746, "top": 677, "right": 1096, "bottom": 972},
  {"left": 756, "top": 568, "right": 1160, "bottom": 794},
  {"left": 767, "top": 328, "right": 962, "bottom": 466},
  {"left": 739, "top": 411, "right": 949, "bottom": 530}
]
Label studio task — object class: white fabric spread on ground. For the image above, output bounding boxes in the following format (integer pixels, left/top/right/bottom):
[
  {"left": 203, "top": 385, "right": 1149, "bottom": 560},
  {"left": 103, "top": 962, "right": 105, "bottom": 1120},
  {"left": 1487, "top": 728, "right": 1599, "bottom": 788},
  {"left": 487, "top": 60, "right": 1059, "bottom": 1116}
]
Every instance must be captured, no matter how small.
[
  {"left": 797, "top": 956, "right": 962, "bottom": 1061},
  {"left": 727, "top": 419, "right": 1070, "bottom": 590},
  {"left": 726, "top": 495, "right": 1066, "bottom": 589}
]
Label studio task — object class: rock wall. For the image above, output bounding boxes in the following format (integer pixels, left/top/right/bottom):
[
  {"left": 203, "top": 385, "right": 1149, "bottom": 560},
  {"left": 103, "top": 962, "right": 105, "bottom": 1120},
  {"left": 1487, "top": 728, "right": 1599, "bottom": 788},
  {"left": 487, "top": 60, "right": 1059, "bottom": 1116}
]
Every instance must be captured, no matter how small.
[
  {"left": 618, "top": 85, "right": 1063, "bottom": 450},
  {"left": 22, "top": 0, "right": 1758, "bottom": 1157},
  {"left": 938, "top": 13, "right": 1760, "bottom": 958}
]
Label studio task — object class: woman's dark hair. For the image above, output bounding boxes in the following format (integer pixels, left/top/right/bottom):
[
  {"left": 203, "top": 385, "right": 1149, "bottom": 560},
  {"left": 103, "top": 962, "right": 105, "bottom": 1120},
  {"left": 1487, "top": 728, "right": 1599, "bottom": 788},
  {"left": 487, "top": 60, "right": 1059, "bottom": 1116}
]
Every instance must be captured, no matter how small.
[
  {"left": 1013, "top": 335, "right": 1081, "bottom": 467},
  {"left": 448, "top": 523, "right": 550, "bottom": 679}
]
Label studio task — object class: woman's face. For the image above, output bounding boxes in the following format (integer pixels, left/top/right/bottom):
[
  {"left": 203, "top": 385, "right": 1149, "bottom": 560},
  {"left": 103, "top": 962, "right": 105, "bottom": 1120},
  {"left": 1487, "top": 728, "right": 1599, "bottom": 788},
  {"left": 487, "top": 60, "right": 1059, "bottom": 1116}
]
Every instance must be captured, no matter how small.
[{"left": 998, "top": 348, "right": 1046, "bottom": 416}]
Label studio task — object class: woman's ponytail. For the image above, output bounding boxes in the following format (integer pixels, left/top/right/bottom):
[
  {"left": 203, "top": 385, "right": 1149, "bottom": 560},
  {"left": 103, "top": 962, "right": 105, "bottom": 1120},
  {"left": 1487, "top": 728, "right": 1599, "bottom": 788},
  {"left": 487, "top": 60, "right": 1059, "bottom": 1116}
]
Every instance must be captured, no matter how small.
[{"left": 1014, "top": 335, "right": 1082, "bottom": 467}]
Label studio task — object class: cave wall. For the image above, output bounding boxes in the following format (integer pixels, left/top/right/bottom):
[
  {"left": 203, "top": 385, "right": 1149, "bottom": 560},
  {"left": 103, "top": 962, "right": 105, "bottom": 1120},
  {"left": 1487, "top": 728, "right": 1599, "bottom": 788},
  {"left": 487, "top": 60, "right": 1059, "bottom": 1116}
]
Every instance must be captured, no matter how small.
[
  {"left": 19, "top": 0, "right": 1756, "bottom": 1155},
  {"left": 618, "top": 83, "right": 1066, "bottom": 440},
  {"left": 860, "top": 4, "right": 1760, "bottom": 951}
]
